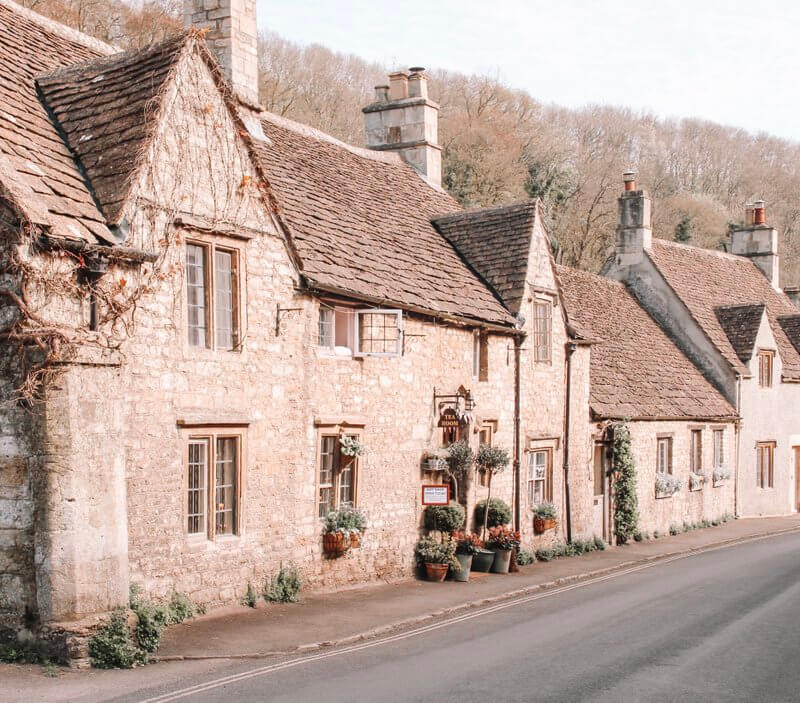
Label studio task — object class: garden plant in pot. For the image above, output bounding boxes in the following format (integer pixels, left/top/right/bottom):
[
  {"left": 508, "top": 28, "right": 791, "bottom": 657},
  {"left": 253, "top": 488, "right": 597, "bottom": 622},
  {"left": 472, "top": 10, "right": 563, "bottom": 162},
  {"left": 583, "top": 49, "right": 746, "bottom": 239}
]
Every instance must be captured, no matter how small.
[
  {"left": 445, "top": 439, "right": 474, "bottom": 505},
  {"left": 533, "top": 501, "right": 558, "bottom": 534},
  {"left": 452, "top": 530, "right": 482, "bottom": 582},
  {"left": 472, "top": 498, "right": 512, "bottom": 572},
  {"left": 322, "top": 507, "right": 365, "bottom": 556},
  {"left": 486, "top": 526, "right": 518, "bottom": 574},
  {"left": 415, "top": 535, "right": 459, "bottom": 582},
  {"left": 474, "top": 444, "right": 511, "bottom": 539},
  {"left": 423, "top": 501, "right": 466, "bottom": 535}
]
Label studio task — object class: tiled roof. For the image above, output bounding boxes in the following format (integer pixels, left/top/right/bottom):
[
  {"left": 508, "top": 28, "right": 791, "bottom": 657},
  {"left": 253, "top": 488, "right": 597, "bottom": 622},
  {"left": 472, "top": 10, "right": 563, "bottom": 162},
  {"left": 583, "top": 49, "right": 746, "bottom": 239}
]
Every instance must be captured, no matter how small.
[
  {"left": 556, "top": 265, "right": 736, "bottom": 420},
  {"left": 778, "top": 315, "right": 800, "bottom": 356},
  {"left": 432, "top": 201, "right": 537, "bottom": 314},
  {"left": 253, "top": 114, "right": 515, "bottom": 326},
  {"left": 37, "top": 34, "right": 187, "bottom": 227},
  {"left": 0, "top": 0, "right": 116, "bottom": 242},
  {"left": 647, "top": 239, "right": 800, "bottom": 381},
  {"left": 714, "top": 304, "right": 765, "bottom": 363}
]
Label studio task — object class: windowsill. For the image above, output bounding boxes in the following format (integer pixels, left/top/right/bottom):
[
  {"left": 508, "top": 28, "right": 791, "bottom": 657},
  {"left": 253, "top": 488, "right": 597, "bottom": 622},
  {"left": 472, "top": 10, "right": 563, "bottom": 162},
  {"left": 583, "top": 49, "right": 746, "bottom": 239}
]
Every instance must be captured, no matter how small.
[
  {"left": 655, "top": 492, "right": 675, "bottom": 500},
  {"left": 316, "top": 346, "right": 354, "bottom": 360}
]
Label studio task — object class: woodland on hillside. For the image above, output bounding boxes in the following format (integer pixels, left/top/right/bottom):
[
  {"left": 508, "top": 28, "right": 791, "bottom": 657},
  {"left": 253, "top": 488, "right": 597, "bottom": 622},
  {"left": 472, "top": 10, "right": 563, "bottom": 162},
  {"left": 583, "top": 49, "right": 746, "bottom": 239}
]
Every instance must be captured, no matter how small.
[{"left": 20, "top": 0, "right": 800, "bottom": 282}]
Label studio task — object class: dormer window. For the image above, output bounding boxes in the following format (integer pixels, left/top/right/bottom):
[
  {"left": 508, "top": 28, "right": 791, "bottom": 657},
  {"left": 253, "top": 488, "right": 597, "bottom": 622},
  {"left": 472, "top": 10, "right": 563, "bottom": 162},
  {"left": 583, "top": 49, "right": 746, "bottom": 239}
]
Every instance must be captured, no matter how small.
[
  {"left": 318, "top": 305, "right": 402, "bottom": 357},
  {"left": 758, "top": 349, "right": 774, "bottom": 387}
]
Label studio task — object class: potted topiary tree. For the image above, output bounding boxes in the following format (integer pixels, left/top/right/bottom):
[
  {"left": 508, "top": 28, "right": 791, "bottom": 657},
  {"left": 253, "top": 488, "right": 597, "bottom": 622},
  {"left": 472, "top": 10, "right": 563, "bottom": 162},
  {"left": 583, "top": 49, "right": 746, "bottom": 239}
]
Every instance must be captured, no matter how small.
[
  {"left": 533, "top": 502, "right": 557, "bottom": 534},
  {"left": 414, "top": 536, "right": 459, "bottom": 582},
  {"left": 423, "top": 502, "right": 466, "bottom": 535},
  {"left": 445, "top": 439, "right": 474, "bottom": 510},
  {"left": 475, "top": 444, "right": 511, "bottom": 539}
]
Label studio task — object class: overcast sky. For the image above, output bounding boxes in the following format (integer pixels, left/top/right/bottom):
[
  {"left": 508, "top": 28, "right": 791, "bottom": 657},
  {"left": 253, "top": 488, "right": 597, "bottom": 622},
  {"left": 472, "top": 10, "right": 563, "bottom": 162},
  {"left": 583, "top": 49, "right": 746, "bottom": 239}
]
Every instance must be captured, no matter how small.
[{"left": 255, "top": 0, "right": 799, "bottom": 141}]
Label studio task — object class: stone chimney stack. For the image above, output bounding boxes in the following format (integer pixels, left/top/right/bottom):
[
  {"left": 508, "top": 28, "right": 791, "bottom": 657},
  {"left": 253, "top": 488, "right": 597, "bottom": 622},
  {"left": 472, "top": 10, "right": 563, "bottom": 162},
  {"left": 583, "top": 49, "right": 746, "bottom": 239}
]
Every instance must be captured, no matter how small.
[
  {"left": 362, "top": 67, "right": 442, "bottom": 187},
  {"left": 730, "top": 200, "right": 780, "bottom": 289},
  {"left": 185, "top": 0, "right": 259, "bottom": 106},
  {"left": 614, "top": 171, "right": 652, "bottom": 268}
]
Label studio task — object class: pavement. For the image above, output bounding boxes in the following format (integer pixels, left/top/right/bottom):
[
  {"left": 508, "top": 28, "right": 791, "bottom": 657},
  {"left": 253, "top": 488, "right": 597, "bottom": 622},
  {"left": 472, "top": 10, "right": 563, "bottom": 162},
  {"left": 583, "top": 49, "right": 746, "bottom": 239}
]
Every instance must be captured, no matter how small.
[{"left": 154, "top": 514, "right": 800, "bottom": 660}]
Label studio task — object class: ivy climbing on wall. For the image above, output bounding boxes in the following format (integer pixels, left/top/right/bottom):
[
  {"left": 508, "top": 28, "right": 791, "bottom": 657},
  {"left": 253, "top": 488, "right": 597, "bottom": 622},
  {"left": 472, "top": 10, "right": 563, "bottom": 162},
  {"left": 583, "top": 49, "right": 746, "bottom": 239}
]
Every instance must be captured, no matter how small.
[{"left": 610, "top": 421, "right": 639, "bottom": 544}]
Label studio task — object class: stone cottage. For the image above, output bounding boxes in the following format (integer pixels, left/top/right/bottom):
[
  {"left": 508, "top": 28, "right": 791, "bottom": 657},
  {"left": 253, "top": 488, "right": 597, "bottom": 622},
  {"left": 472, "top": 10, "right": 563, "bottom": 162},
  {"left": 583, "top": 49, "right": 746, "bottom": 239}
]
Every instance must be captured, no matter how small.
[
  {"left": 603, "top": 174, "right": 800, "bottom": 518},
  {"left": 0, "top": 0, "right": 573, "bottom": 652},
  {"left": 556, "top": 264, "right": 737, "bottom": 539}
]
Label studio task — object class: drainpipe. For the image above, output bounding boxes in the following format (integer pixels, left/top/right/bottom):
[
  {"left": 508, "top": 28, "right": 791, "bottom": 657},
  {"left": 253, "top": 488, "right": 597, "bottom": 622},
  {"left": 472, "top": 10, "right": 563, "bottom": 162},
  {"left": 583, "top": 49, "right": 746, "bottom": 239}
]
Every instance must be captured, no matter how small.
[
  {"left": 513, "top": 334, "right": 522, "bottom": 532},
  {"left": 734, "top": 374, "right": 742, "bottom": 518},
  {"left": 563, "top": 341, "right": 577, "bottom": 543}
]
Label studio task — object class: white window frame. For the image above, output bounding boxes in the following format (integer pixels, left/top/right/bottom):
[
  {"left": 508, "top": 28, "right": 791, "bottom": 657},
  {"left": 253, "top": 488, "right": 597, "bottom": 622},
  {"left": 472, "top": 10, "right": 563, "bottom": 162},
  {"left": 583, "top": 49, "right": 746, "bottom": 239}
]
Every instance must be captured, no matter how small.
[
  {"left": 713, "top": 429, "right": 725, "bottom": 469},
  {"left": 527, "top": 448, "right": 553, "bottom": 507},
  {"left": 354, "top": 308, "right": 403, "bottom": 357},
  {"left": 532, "top": 298, "right": 553, "bottom": 363},
  {"left": 657, "top": 437, "right": 673, "bottom": 475}
]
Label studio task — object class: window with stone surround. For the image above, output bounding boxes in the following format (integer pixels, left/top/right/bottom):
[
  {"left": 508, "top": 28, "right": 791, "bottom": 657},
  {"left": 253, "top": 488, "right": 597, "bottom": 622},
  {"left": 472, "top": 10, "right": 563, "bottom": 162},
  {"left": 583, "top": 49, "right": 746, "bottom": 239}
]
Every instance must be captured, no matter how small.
[
  {"left": 532, "top": 299, "right": 552, "bottom": 363},
  {"left": 478, "top": 331, "right": 489, "bottom": 381},
  {"left": 756, "top": 441, "right": 775, "bottom": 488},
  {"left": 184, "top": 429, "right": 244, "bottom": 539},
  {"left": 472, "top": 331, "right": 481, "bottom": 378},
  {"left": 317, "top": 429, "right": 361, "bottom": 517},
  {"left": 713, "top": 429, "right": 725, "bottom": 469},
  {"left": 758, "top": 349, "right": 775, "bottom": 387},
  {"left": 690, "top": 430, "right": 703, "bottom": 472},
  {"left": 317, "top": 304, "right": 402, "bottom": 357},
  {"left": 527, "top": 448, "right": 553, "bottom": 506},
  {"left": 657, "top": 436, "right": 673, "bottom": 475},
  {"left": 186, "top": 241, "right": 240, "bottom": 350}
]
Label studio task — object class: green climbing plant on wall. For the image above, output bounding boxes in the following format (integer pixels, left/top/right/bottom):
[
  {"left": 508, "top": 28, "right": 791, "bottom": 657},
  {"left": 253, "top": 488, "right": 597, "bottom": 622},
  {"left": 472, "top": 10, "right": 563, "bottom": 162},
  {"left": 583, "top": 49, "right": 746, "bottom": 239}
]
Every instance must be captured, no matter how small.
[{"left": 610, "top": 421, "right": 639, "bottom": 544}]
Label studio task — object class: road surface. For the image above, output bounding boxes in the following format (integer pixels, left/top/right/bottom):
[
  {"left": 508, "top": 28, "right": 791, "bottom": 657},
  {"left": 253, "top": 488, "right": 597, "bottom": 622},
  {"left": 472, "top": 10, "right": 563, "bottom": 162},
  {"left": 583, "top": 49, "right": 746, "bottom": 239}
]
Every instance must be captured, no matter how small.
[{"left": 123, "top": 531, "right": 800, "bottom": 702}]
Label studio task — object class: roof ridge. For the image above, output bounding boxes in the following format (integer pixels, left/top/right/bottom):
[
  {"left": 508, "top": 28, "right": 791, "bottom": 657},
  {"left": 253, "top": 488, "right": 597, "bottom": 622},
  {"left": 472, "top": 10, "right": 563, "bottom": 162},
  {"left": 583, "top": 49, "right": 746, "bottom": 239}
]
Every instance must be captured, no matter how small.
[
  {"left": 258, "top": 111, "right": 453, "bottom": 197},
  {"left": 433, "top": 199, "right": 537, "bottom": 223},
  {"left": 713, "top": 302, "right": 766, "bottom": 312},
  {"left": 652, "top": 236, "right": 741, "bottom": 261},
  {"left": 0, "top": 0, "right": 118, "bottom": 56}
]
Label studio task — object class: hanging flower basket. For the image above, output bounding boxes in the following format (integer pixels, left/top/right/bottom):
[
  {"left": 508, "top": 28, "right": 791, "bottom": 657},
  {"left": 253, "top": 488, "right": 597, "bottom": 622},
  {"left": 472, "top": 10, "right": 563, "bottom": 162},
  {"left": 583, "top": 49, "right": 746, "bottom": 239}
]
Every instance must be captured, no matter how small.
[
  {"left": 322, "top": 531, "right": 350, "bottom": 557},
  {"left": 533, "top": 516, "right": 557, "bottom": 534}
]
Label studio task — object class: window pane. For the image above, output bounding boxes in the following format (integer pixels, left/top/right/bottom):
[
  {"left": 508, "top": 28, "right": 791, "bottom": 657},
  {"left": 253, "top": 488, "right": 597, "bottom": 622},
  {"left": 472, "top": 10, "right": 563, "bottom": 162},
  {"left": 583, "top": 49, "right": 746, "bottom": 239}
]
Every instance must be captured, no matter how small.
[
  {"left": 188, "top": 439, "right": 208, "bottom": 534},
  {"left": 714, "top": 430, "right": 724, "bottom": 468},
  {"left": 533, "top": 302, "right": 552, "bottom": 362},
  {"left": 473, "top": 333, "right": 480, "bottom": 377},
  {"left": 215, "top": 250, "right": 235, "bottom": 350},
  {"left": 339, "top": 461, "right": 354, "bottom": 506},
  {"left": 215, "top": 437, "right": 237, "bottom": 535},
  {"left": 318, "top": 308, "right": 334, "bottom": 347},
  {"left": 358, "top": 312, "right": 400, "bottom": 355},
  {"left": 186, "top": 245, "right": 207, "bottom": 347},
  {"left": 319, "top": 436, "right": 336, "bottom": 517}
]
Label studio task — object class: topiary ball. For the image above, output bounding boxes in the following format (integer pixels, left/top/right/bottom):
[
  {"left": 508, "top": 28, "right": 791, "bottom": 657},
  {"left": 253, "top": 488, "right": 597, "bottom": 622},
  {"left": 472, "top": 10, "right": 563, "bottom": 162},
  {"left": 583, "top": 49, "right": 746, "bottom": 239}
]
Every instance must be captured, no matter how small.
[
  {"left": 423, "top": 502, "right": 466, "bottom": 532},
  {"left": 474, "top": 498, "right": 512, "bottom": 527}
]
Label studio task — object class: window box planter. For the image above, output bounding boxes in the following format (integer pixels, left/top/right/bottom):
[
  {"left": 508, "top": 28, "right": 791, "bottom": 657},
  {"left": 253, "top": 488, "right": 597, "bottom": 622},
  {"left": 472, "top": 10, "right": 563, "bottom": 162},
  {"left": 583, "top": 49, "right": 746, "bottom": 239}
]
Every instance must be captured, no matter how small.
[
  {"left": 424, "top": 562, "right": 449, "bottom": 582},
  {"left": 655, "top": 473, "right": 682, "bottom": 499},
  {"left": 689, "top": 472, "right": 705, "bottom": 492},
  {"left": 322, "top": 531, "right": 350, "bottom": 557},
  {"left": 713, "top": 467, "right": 731, "bottom": 487},
  {"left": 533, "top": 516, "right": 557, "bottom": 534}
]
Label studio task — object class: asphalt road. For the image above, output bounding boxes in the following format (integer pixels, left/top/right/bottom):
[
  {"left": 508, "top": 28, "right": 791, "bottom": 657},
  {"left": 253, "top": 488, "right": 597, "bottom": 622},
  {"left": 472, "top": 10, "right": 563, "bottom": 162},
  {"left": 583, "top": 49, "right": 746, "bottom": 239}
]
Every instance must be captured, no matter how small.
[{"left": 129, "top": 531, "right": 800, "bottom": 703}]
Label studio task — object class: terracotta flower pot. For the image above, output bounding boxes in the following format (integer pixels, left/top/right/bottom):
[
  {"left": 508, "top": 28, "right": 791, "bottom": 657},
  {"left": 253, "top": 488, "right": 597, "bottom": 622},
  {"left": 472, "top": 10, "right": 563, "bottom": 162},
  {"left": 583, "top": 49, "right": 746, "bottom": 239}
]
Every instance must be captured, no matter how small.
[
  {"left": 534, "top": 517, "right": 557, "bottom": 535},
  {"left": 425, "top": 562, "right": 449, "bottom": 582},
  {"left": 323, "top": 531, "right": 349, "bottom": 557}
]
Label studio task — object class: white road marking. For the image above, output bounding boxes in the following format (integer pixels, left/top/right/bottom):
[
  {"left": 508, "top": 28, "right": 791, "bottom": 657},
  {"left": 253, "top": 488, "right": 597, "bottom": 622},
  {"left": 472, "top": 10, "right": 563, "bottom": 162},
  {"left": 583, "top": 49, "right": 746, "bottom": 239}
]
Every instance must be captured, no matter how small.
[{"left": 139, "top": 529, "right": 800, "bottom": 703}]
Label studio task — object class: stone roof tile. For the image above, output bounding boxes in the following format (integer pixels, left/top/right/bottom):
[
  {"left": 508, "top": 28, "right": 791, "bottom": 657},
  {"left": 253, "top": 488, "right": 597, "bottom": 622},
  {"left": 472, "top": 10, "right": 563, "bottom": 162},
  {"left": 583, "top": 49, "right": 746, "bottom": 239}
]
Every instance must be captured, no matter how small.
[
  {"left": 556, "top": 265, "right": 736, "bottom": 420},
  {"left": 647, "top": 239, "right": 800, "bottom": 381},
  {"left": 714, "top": 304, "right": 765, "bottom": 363},
  {"left": 432, "top": 201, "right": 536, "bottom": 314}
]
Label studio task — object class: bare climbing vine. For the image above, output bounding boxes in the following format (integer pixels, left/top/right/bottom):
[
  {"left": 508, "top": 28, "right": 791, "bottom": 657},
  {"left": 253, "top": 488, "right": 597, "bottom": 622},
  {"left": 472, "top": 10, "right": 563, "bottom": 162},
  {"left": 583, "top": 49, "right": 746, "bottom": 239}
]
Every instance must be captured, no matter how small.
[{"left": 0, "top": 36, "right": 274, "bottom": 404}]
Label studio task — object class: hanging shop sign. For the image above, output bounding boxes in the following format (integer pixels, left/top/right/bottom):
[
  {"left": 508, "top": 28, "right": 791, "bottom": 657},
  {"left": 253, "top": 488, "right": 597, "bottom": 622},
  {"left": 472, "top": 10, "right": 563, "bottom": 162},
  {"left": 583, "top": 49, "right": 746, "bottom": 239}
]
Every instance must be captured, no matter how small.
[
  {"left": 422, "top": 484, "right": 450, "bottom": 506},
  {"left": 438, "top": 407, "right": 460, "bottom": 428}
]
